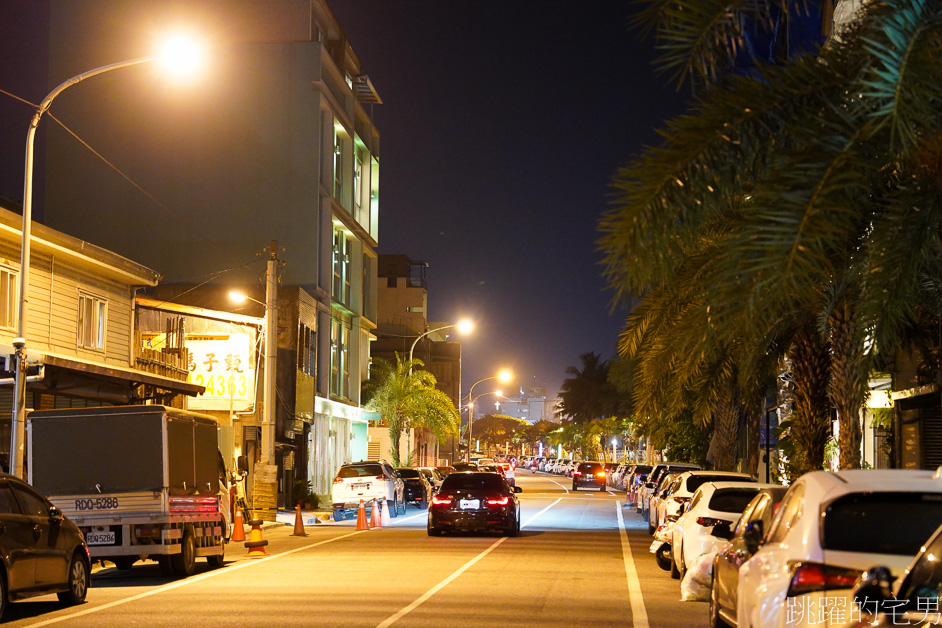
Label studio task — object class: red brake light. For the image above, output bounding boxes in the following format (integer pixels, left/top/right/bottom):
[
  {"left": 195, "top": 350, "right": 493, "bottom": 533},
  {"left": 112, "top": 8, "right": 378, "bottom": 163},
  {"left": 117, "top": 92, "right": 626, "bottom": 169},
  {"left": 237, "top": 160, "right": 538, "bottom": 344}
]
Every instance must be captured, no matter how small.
[
  {"left": 695, "top": 517, "right": 731, "bottom": 527},
  {"left": 597, "top": 472, "right": 606, "bottom": 477},
  {"left": 787, "top": 562, "right": 861, "bottom": 597},
  {"left": 486, "top": 496, "right": 510, "bottom": 507},
  {"left": 431, "top": 495, "right": 453, "bottom": 506},
  {"left": 376, "top": 476, "right": 386, "bottom": 481},
  {"left": 333, "top": 477, "right": 343, "bottom": 484},
  {"left": 572, "top": 471, "right": 582, "bottom": 476},
  {"left": 672, "top": 496, "right": 690, "bottom": 504}
]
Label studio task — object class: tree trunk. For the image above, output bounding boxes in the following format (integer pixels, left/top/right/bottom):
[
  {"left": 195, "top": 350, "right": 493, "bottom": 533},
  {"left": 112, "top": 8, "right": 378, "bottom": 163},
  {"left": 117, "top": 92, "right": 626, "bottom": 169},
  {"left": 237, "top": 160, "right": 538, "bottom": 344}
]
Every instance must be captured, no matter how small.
[
  {"left": 389, "top": 423, "right": 401, "bottom": 467},
  {"left": 829, "top": 298, "right": 866, "bottom": 470},
  {"left": 741, "top": 389, "right": 763, "bottom": 478},
  {"left": 711, "top": 384, "right": 740, "bottom": 471},
  {"left": 789, "top": 326, "right": 832, "bottom": 476}
]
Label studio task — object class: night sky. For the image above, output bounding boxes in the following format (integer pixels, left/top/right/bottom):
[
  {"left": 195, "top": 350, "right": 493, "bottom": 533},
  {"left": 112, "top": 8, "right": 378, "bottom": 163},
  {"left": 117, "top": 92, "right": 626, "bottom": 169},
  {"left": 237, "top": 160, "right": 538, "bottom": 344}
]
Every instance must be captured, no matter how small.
[{"left": 0, "top": 2, "right": 688, "bottom": 401}]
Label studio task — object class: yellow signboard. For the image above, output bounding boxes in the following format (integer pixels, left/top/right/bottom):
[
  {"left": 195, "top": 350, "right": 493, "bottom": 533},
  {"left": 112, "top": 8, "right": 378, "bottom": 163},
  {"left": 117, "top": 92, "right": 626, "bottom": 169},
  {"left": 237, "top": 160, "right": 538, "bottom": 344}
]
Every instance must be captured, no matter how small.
[{"left": 186, "top": 335, "right": 256, "bottom": 411}]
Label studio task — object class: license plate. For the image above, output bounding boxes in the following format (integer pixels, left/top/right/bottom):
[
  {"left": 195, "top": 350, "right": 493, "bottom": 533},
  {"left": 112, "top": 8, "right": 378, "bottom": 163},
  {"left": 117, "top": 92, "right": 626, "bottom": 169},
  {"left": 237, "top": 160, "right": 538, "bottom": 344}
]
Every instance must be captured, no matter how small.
[
  {"left": 87, "top": 530, "right": 116, "bottom": 545},
  {"left": 459, "top": 499, "right": 480, "bottom": 510},
  {"left": 351, "top": 483, "right": 369, "bottom": 490}
]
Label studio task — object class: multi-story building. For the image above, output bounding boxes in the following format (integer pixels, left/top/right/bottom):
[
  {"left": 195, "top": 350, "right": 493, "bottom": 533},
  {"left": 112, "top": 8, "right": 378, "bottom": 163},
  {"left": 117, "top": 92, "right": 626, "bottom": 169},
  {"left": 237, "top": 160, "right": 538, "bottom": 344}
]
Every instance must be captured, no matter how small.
[
  {"left": 494, "top": 386, "right": 560, "bottom": 425},
  {"left": 32, "top": 1, "right": 381, "bottom": 506},
  {"left": 372, "top": 255, "right": 462, "bottom": 465}
]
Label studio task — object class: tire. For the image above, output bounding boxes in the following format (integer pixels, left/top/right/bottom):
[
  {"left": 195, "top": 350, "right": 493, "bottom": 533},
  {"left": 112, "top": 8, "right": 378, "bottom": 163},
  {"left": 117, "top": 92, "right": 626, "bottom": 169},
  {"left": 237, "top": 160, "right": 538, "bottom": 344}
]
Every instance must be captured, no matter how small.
[
  {"left": 710, "top": 575, "right": 733, "bottom": 628},
  {"left": 427, "top": 525, "right": 442, "bottom": 536},
  {"left": 598, "top": 485, "right": 605, "bottom": 492},
  {"left": 654, "top": 544, "right": 672, "bottom": 571},
  {"left": 506, "top": 519, "right": 518, "bottom": 537},
  {"left": 57, "top": 551, "right": 89, "bottom": 605},
  {"left": 206, "top": 539, "right": 225, "bottom": 568},
  {"left": 648, "top": 515, "right": 657, "bottom": 535},
  {"left": 679, "top": 552, "right": 688, "bottom": 580},
  {"left": 171, "top": 529, "right": 197, "bottom": 578},
  {"left": 389, "top": 496, "right": 399, "bottom": 518},
  {"left": 670, "top": 544, "right": 681, "bottom": 580},
  {"left": 418, "top": 497, "right": 429, "bottom": 510},
  {"left": 397, "top": 493, "right": 406, "bottom": 515},
  {"left": 157, "top": 556, "right": 175, "bottom": 577},
  {"left": 0, "top": 571, "right": 7, "bottom": 620},
  {"left": 113, "top": 557, "right": 135, "bottom": 571},
  {"left": 572, "top": 484, "right": 578, "bottom": 491}
]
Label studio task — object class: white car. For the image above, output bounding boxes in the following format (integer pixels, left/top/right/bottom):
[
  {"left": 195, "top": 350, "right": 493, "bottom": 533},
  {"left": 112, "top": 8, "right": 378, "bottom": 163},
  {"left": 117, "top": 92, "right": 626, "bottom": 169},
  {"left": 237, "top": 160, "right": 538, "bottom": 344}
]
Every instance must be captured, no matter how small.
[
  {"left": 737, "top": 469, "right": 942, "bottom": 628},
  {"left": 496, "top": 462, "right": 516, "bottom": 487},
  {"left": 331, "top": 460, "right": 405, "bottom": 520},
  {"left": 418, "top": 467, "right": 444, "bottom": 490},
  {"left": 671, "top": 481, "right": 777, "bottom": 579},
  {"left": 653, "top": 470, "right": 756, "bottom": 534}
]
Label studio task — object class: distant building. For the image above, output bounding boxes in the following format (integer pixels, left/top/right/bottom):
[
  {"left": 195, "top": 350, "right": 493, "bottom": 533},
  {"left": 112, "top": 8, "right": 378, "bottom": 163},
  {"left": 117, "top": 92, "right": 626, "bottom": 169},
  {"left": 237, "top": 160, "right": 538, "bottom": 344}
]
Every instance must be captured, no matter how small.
[
  {"left": 371, "top": 255, "right": 462, "bottom": 465},
  {"left": 488, "top": 386, "right": 560, "bottom": 424}
]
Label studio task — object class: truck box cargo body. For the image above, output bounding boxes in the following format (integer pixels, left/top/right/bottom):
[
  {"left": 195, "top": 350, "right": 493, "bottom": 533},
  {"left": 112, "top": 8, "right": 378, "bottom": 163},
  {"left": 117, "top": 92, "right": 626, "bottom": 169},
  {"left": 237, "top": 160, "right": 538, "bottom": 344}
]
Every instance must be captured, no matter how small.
[{"left": 27, "top": 405, "right": 230, "bottom": 577}]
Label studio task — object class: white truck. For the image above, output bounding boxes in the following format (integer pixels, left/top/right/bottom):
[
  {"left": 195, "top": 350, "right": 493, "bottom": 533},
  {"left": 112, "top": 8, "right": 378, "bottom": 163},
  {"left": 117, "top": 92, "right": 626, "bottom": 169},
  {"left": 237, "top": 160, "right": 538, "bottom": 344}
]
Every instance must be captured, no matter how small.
[{"left": 27, "top": 405, "right": 232, "bottom": 578}]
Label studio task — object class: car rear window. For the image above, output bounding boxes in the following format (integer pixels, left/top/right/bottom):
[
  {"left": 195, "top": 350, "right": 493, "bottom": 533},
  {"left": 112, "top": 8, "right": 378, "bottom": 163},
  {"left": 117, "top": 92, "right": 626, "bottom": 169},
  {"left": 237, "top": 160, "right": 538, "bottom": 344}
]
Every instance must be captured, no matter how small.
[
  {"left": 822, "top": 492, "right": 942, "bottom": 555},
  {"left": 441, "top": 473, "right": 507, "bottom": 491},
  {"left": 397, "top": 469, "right": 420, "bottom": 479},
  {"left": 709, "top": 488, "right": 762, "bottom": 513},
  {"left": 687, "top": 475, "right": 755, "bottom": 493},
  {"left": 580, "top": 463, "right": 603, "bottom": 473},
  {"left": 338, "top": 464, "right": 383, "bottom": 478}
]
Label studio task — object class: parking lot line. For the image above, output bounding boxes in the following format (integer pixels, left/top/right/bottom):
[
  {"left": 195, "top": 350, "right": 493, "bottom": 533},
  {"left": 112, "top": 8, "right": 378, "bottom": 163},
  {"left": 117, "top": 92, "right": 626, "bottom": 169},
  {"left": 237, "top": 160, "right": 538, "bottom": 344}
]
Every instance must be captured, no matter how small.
[{"left": 616, "top": 502, "right": 649, "bottom": 628}]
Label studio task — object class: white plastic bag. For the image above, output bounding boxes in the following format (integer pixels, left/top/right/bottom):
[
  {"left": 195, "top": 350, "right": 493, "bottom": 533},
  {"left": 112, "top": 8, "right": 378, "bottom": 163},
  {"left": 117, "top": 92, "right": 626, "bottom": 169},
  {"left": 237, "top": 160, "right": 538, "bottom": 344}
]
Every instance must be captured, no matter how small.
[{"left": 679, "top": 550, "right": 717, "bottom": 602}]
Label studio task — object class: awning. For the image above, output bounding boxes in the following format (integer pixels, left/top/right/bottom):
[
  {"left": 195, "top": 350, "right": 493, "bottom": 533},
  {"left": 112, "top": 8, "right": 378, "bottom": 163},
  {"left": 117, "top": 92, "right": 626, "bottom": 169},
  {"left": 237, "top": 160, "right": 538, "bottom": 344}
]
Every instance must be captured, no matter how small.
[{"left": 40, "top": 354, "right": 204, "bottom": 396}]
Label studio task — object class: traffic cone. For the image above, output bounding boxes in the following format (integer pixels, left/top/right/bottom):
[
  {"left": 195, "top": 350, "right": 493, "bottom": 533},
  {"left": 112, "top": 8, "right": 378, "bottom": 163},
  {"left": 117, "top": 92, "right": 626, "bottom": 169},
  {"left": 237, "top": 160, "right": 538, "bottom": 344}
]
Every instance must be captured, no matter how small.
[
  {"left": 244, "top": 519, "right": 269, "bottom": 557},
  {"left": 355, "top": 499, "right": 371, "bottom": 531},
  {"left": 624, "top": 491, "right": 632, "bottom": 508},
  {"left": 232, "top": 508, "right": 246, "bottom": 542},
  {"left": 370, "top": 499, "right": 382, "bottom": 528},
  {"left": 381, "top": 497, "right": 391, "bottom": 526},
  {"left": 291, "top": 504, "right": 308, "bottom": 537}
]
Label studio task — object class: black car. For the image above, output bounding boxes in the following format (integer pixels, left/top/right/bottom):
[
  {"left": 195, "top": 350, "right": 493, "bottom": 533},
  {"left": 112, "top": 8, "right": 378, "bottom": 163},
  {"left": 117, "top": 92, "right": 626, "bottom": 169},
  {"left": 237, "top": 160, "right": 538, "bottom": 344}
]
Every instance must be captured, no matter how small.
[
  {"left": 396, "top": 468, "right": 433, "bottom": 509},
  {"left": 0, "top": 472, "right": 91, "bottom": 619},
  {"left": 428, "top": 472, "right": 522, "bottom": 536},
  {"left": 710, "top": 486, "right": 788, "bottom": 628},
  {"left": 572, "top": 462, "right": 607, "bottom": 491}
]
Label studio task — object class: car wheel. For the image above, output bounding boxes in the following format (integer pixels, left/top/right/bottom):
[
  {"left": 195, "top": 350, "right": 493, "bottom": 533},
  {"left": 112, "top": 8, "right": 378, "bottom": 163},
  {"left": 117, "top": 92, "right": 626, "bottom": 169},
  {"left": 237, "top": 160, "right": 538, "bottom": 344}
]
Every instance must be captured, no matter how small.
[
  {"left": 389, "top": 497, "right": 399, "bottom": 518},
  {"left": 57, "top": 550, "right": 89, "bottom": 605},
  {"left": 398, "top": 493, "right": 406, "bottom": 515},
  {"left": 506, "top": 520, "right": 518, "bottom": 537},
  {"left": 654, "top": 544, "right": 672, "bottom": 571},
  {"left": 647, "top": 515, "right": 657, "bottom": 535},
  {"left": 710, "top": 574, "right": 733, "bottom": 628},
  {"left": 598, "top": 485, "right": 605, "bottom": 492},
  {"left": 427, "top": 521, "right": 442, "bottom": 536},
  {"left": 0, "top": 571, "right": 7, "bottom": 619},
  {"left": 206, "top": 538, "right": 225, "bottom": 568},
  {"left": 418, "top": 497, "right": 429, "bottom": 510},
  {"left": 679, "top": 552, "right": 688, "bottom": 580},
  {"left": 670, "top": 542, "right": 681, "bottom": 580},
  {"left": 171, "top": 529, "right": 197, "bottom": 578},
  {"left": 572, "top": 484, "right": 578, "bottom": 491}
]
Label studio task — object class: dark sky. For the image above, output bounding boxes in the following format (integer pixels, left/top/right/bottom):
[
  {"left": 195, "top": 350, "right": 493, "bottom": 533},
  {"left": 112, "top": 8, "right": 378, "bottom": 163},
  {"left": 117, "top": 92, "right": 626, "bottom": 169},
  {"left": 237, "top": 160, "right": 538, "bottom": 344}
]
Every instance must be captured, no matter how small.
[
  {"left": 328, "top": 2, "right": 687, "bottom": 398},
  {"left": 0, "top": 2, "right": 688, "bottom": 400}
]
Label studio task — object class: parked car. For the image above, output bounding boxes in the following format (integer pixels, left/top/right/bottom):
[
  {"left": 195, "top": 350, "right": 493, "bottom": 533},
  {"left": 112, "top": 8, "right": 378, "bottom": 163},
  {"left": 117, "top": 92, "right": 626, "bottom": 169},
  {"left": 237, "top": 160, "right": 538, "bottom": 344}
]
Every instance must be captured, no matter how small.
[
  {"left": 737, "top": 470, "right": 942, "bottom": 628},
  {"left": 641, "top": 463, "right": 701, "bottom": 518},
  {"left": 572, "top": 461, "right": 608, "bottom": 491},
  {"left": 331, "top": 461, "right": 405, "bottom": 520},
  {"left": 427, "top": 472, "right": 522, "bottom": 536},
  {"left": 435, "top": 466, "right": 455, "bottom": 478},
  {"left": 710, "top": 486, "right": 788, "bottom": 628},
  {"left": 670, "top": 481, "right": 777, "bottom": 580},
  {"left": 396, "top": 468, "right": 433, "bottom": 509},
  {"left": 648, "top": 473, "right": 682, "bottom": 533},
  {"left": 497, "top": 462, "right": 516, "bottom": 487},
  {"left": 419, "top": 467, "right": 445, "bottom": 490},
  {"left": 0, "top": 472, "right": 91, "bottom": 620},
  {"left": 653, "top": 470, "right": 756, "bottom": 534},
  {"left": 452, "top": 462, "right": 478, "bottom": 472}
]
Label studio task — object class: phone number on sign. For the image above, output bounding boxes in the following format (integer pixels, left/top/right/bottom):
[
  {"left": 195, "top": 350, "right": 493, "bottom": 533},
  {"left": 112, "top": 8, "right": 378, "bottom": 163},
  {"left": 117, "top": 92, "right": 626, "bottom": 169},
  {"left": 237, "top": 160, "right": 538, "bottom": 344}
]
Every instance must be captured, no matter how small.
[{"left": 74, "top": 497, "right": 118, "bottom": 511}]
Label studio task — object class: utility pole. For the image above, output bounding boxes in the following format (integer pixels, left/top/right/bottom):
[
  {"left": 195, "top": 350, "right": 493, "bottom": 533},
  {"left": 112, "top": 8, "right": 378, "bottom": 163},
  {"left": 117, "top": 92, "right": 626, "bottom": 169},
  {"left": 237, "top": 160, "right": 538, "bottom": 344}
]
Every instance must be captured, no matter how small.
[{"left": 262, "top": 241, "right": 278, "bottom": 466}]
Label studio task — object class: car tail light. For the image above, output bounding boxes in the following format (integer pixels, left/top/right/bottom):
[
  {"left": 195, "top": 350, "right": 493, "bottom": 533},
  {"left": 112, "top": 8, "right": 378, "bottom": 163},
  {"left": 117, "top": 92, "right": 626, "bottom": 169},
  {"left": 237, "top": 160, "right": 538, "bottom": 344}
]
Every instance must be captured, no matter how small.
[
  {"left": 486, "top": 496, "right": 510, "bottom": 507},
  {"left": 333, "top": 477, "right": 343, "bottom": 484},
  {"left": 672, "top": 496, "right": 690, "bottom": 504},
  {"left": 431, "top": 495, "right": 453, "bottom": 506},
  {"left": 572, "top": 471, "right": 582, "bottom": 476},
  {"left": 375, "top": 476, "right": 386, "bottom": 481},
  {"left": 786, "top": 562, "right": 861, "bottom": 597},
  {"left": 596, "top": 471, "right": 606, "bottom": 477},
  {"left": 696, "top": 516, "right": 731, "bottom": 527}
]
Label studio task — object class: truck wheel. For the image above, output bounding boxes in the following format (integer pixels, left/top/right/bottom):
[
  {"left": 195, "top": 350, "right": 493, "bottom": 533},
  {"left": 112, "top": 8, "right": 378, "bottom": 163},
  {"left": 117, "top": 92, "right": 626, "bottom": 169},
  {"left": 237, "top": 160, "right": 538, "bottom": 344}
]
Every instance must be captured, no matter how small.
[
  {"left": 57, "top": 551, "right": 89, "bottom": 605},
  {"left": 206, "top": 540, "right": 225, "bottom": 568},
  {"left": 157, "top": 556, "right": 174, "bottom": 577},
  {"left": 171, "top": 530, "right": 196, "bottom": 578}
]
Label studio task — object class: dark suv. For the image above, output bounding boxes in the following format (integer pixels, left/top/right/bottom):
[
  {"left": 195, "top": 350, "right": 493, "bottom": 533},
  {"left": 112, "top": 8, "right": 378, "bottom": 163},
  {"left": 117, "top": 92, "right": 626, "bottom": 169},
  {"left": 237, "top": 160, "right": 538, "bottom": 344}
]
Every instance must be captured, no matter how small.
[
  {"left": 396, "top": 468, "right": 433, "bottom": 509},
  {"left": 572, "top": 462, "right": 608, "bottom": 491}
]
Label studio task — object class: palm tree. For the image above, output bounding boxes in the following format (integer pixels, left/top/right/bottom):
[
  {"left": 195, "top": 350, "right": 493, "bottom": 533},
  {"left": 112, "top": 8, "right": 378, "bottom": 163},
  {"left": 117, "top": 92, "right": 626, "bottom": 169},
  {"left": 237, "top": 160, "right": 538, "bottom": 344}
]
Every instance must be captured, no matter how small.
[
  {"left": 558, "top": 353, "right": 617, "bottom": 423},
  {"left": 600, "top": 0, "right": 942, "bottom": 470},
  {"left": 365, "top": 354, "right": 460, "bottom": 466}
]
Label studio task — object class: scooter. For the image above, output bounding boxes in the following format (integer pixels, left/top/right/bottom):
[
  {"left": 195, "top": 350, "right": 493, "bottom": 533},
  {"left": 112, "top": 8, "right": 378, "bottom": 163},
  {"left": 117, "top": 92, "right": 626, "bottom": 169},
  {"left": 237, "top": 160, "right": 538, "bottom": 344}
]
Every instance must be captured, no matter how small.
[{"left": 649, "top": 518, "right": 676, "bottom": 571}]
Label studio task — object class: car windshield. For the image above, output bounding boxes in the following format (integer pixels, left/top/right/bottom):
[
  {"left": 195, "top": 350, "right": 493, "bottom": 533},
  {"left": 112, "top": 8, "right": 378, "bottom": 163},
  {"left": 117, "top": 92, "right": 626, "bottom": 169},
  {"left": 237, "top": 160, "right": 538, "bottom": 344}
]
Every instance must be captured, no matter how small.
[
  {"left": 687, "top": 475, "right": 754, "bottom": 493},
  {"left": 338, "top": 464, "right": 383, "bottom": 478},
  {"left": 396, "top": 469, "right": 420, "bottom": 479},
  {"left": 822, "top": 492, "right": 942, "bottom": 555},
  {"left": 580, "top": 464, "right": 603, "bottom": 473},
  {"left": 708, "top": 488, "right": 762, "bottom": 513},
  {"left": 452, "top": 463, "right": 477, "bottom": 472},
  {"left": 441, "top": 473, "right": 507, "bottom": 491}
]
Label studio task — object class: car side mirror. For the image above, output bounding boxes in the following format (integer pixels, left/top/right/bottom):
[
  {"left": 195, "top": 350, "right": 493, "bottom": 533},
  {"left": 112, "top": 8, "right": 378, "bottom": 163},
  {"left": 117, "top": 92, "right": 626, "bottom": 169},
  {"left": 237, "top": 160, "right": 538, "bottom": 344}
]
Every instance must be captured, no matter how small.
[
  {"left": 853, "top": 566, "right": 894, "bottom": 616},
  {"left": 712, "top": 522, "right": 733, "bottom": 540},
  {"left": 513, "top": 486, "right": 523, "bottom": 494},
  {"left": 49, "top": 505, "right": 64, "bottom": 521},
  {"left": 742, "top": 521, "right": 763, "bottom": 554}
]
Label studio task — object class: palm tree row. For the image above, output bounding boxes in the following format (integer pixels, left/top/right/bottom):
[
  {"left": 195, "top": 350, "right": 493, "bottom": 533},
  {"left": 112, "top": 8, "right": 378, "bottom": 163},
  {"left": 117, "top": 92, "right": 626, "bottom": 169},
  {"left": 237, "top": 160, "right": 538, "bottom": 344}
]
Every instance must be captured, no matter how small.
[{"left": 599, "top": 0, "right": 942, "bottom": 476}]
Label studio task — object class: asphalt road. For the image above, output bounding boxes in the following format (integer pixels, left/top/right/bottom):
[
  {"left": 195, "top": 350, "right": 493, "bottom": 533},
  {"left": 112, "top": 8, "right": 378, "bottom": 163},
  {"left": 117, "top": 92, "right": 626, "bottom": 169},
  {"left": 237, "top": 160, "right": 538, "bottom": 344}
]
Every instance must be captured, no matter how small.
[{"left": 4, "top": 472, "right": 710, "bottom": 627}]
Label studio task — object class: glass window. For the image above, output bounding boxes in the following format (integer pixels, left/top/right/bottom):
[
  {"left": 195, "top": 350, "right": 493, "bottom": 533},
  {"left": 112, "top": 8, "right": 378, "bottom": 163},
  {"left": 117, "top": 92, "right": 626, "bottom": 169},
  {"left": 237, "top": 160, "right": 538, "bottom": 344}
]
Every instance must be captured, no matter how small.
[
  {"left": 822, "top": 492, "right": 942, "bottom": 555},
  {"left": 78, "top": 293, "right": 107, "bottom": 350},
  {"left": 12, "top": 484, "right": 48, "bottom": 517},
  {"left": 297, "top": 323, "right": 315, "bottom": 376},
  {"left": 332, "top": 228, "right": 351, "bottom": 306},
  {"left": 767, "top": 483, "right": 806, "bottom": 543},
  {"left": 687, "top": 475, "right": 755, "bottom": 494},
  {"left": 0, "top": 484, "right": 18, "bottom": 514},
  {"left": 441, "top": 473, "right": 508, "bottom": 492},
  {"left": 0, "top": 266, "right": 17, "bottom": 330},
  {"left": 709, "top": 488, "right": 762, "bottom": 513},
  {"left": 338, "top": 464, "right": 383, "bottom": 478},
  {"left": 396, "top": 469, "right": 420, "bottom": 479},
  {"left": 330, "top": 318, "right": 350, "bottom": 399},
  {"left": 733, "top": 494, "right": 767, "bottom": 536}
]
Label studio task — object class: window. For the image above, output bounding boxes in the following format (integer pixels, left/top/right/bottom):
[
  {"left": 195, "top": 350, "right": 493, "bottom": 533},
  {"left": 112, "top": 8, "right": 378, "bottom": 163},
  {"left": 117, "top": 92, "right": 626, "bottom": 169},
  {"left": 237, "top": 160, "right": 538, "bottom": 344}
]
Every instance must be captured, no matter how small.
[
  {"left": 330, "top": 317, "right": 350, "bottom": 398},
  {"left": 822, "top": 492, "right": 942, "bottom": 555},
  {"left": 332, "top": 228, "right": 351, "bottom": 306},
  {"left": 78, "top": 293, "right": 106, "bottom": 350},
  {"left": 354, "top": 152, "right": 363, "bottom": 210},
  {"left": 333, "top": 130, "right": 344, "bottom": 199},
  {"left": 298, "top": 323, "right": 316, "bottom": 376},
  {"left": 11, "top": 484, "right": 48, "bottom": 517},
  {"left": 0, "top": 267, "right": 17, "bottom": 330},
  {"left": 767, "top": 482, "right": 805, "bottom": 543}
]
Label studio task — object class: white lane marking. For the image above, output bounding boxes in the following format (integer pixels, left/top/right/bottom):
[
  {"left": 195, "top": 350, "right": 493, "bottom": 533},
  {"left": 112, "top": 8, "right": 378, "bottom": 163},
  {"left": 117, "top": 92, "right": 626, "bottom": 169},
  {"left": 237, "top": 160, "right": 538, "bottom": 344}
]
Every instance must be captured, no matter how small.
[
  {"left": 29, "top": 530, "right": 364, "bottom": 626},
  {"left": 534, "top": 476, "right": 569, "bottom": 494},
  {"left": 616, "top": 502, "right": 649, "bottom": 628},
  {"left": 376, "top": 496, "right": 563, "bottom": 628},
  {"left": 388, "top": 511, "right": 427, "bottom": 524}
]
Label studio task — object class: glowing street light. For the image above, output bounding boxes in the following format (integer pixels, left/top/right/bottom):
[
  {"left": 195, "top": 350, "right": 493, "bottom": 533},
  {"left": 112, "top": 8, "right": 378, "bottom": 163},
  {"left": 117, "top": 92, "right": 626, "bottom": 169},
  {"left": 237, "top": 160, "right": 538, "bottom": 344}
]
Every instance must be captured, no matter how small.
[
  {"left": 465, "top": 369, "right": 513, "bottom": 461},
  {"left": 408, "top": 318, "right": 474, "bottom": 370},
  {"left": 9, "top": 34, "right": 206, "bottom": 478}
]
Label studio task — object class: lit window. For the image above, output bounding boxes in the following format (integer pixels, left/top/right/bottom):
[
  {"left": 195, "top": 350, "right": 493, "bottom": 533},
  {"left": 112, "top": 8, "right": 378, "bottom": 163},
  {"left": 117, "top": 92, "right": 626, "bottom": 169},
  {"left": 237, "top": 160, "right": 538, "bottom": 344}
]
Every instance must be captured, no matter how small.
[
  {"left": 330, "top": 318, "right": 350, "bottom": 398},
  {"left": 78, "top": 293, "right": 106, "bottom": 350},
  {"left": 0, "top": 267, "right": 18, "bottom": 330},
  {"left": 332, "top": 227, "right": 352, "bottom": 306}
]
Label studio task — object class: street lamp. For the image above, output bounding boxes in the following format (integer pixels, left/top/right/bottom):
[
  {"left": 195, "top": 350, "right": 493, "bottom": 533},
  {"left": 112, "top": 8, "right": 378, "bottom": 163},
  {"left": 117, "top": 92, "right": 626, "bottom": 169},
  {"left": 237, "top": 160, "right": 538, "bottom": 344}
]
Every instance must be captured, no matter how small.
[
  {"left": 408, "top": 318, "right": 473, "bottom": 371},
  {"left": 465, "top": 369, "right": 512, "bottom": 461},
  {"left": 10, "top": 36, "right": 206, "bottom": 478}
]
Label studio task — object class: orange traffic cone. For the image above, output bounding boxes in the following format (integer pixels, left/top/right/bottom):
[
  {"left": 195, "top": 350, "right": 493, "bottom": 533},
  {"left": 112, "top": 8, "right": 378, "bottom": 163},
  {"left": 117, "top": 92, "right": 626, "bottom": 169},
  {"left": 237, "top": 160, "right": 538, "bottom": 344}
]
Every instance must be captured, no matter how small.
[
  {"left": 370, "top": 499, "right": 382, "bottom": 528},
  {"left": 355, "top": 499, "right": 371, "bottom": 531},
  {"left": 232, "top": 508, "right": 246, "bottom": 542},
  {"left": 244, "top": 519, "right": 269, "bottom": 557},
  {"left": 291, "top": 504, "right": 308, "bottom": 537},
  {"left": 381, "top": 497, "right": 391, "bottom": 526}
]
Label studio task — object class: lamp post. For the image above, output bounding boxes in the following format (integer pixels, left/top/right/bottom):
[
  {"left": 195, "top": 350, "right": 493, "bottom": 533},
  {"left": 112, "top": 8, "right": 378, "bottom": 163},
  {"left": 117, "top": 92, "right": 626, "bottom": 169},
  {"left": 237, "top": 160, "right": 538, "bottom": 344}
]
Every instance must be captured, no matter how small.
[
  {"left": 462, "top": 389, "right": 501, "bottom": 459},
  {"left": 465, "top": 369, "right": 512, "bottom": 462},
  {"left": 407, "top": 318, "right": 473, "bottom": 371},
  {"left": 10, "top": 39, "right": 204, "bottom": 479}
]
